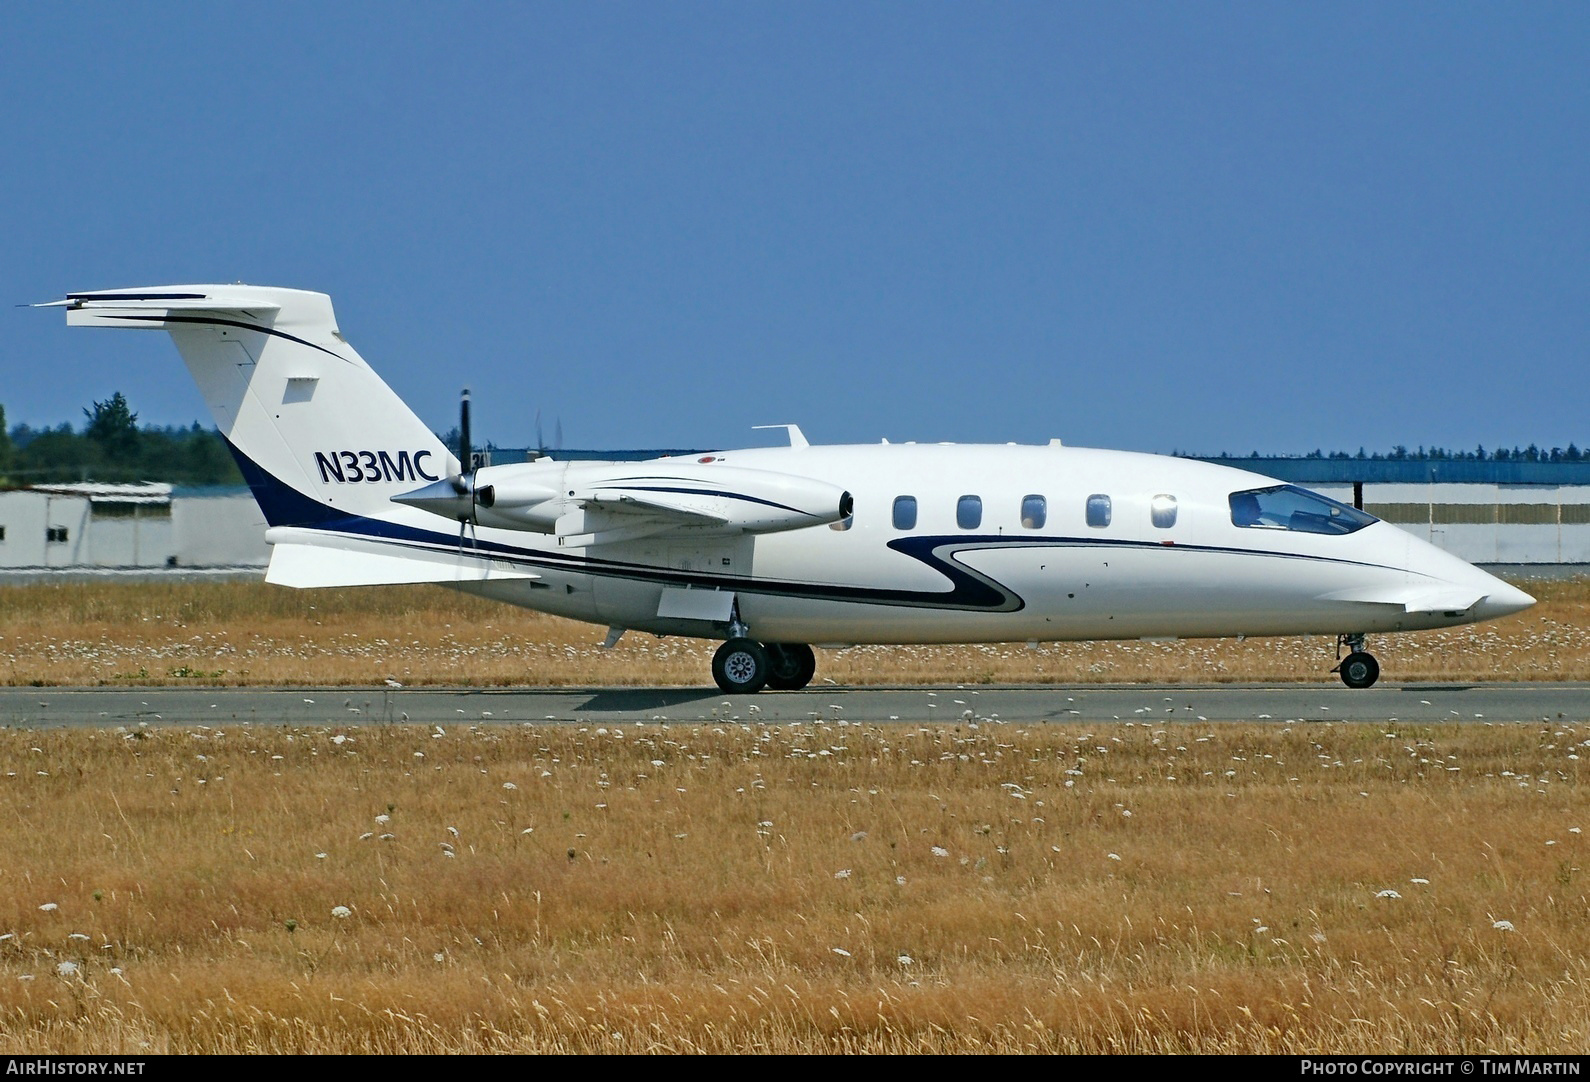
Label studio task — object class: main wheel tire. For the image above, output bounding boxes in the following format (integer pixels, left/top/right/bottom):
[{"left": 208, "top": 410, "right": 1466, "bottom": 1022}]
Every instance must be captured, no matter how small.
[
  {"left": 712, "top": 638, "right": 769, "bottom": 694},
  {"left": 1339, "top": 651, "right": 1380, "bottom": 689},
  {"left": 765, "top": 643, "right": 817, "bottom": 691}
]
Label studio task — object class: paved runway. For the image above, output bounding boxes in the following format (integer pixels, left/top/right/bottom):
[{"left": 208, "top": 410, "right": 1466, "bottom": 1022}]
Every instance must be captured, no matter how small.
[{"left": 1, "top": 683, "right": 1586, "bottom": 727}]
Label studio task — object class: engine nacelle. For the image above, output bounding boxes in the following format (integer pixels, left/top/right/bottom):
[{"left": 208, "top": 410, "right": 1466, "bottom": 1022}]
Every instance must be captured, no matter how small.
[{"left": 396, "top": 458, "right": 851, "bottom": 542}]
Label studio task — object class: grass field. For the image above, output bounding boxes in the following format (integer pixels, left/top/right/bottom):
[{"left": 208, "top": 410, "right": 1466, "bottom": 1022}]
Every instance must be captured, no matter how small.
[
  {"left": 0, "top": 721, "right": 1584, "bottom": 1054},
  {"left": 0, "top": 579, "right": 1584, "bottom": 1053},
  {"left": 0, "top": 575, "right": 1584, "bottom": 688}
]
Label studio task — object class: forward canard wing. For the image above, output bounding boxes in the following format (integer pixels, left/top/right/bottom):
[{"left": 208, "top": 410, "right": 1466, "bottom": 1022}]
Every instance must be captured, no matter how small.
[{"left": 1318, "top": 584, "right": 1489, "bottom": 616}]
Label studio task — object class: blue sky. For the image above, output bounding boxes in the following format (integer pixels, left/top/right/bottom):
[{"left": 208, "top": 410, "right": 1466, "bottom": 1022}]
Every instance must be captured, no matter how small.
[{"left": 3, "top": 3, "right": 1585, "bottom": 456}]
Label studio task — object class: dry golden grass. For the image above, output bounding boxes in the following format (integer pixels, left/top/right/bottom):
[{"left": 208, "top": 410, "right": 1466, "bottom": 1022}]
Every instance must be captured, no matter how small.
[
  {"left": 0, "top": 576, "right": 1583, "bottom": 688},
  {"left": 0, "top": 721, "right": 1584, "bottom": 1053}
]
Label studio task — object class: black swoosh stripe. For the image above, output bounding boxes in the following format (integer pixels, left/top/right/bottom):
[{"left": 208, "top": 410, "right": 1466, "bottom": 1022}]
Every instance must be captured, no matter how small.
[{"left": 102, "top": 314, "right": 352, "bottom": 363}]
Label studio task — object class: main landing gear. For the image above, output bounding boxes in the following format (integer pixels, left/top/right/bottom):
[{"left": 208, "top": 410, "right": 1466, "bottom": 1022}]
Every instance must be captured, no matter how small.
[
  {"left": 1332, "top": 633, "right": 1381, "bottom": 689},
  {"left": 711, "top": 638, "right": 817, "bottom": 694}
]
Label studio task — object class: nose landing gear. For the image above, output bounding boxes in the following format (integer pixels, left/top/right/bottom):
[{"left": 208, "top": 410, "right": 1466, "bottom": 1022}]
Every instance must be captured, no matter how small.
[{"left": 1332, "top": 633, "right": 1381, "bottom": 689}]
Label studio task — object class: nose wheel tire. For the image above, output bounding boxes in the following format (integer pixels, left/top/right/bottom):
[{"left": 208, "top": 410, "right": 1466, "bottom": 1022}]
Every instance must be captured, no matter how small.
[
  {"left": 1337, "top": 651, "right": 1380, "bottom": 689},
  {"left": 712, "top": 638, "right": 770, "bottom": 694},
  {"left": 765, "top": 643, "right": 817, "bottom": 691}
]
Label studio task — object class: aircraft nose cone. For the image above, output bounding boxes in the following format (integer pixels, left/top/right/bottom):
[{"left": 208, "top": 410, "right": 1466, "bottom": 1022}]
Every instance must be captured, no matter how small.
[{"left": 1474, "top": 581, "right": 1536, "bottom": 620}]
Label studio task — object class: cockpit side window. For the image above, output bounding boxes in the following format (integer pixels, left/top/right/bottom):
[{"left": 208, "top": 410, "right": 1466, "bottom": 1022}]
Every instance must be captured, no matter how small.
[{"left": 1229, "top": 485, "right": 1377, "bottom": 535}]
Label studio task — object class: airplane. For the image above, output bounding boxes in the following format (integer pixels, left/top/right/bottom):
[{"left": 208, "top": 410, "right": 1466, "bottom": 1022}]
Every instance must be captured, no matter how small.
[{"left": 41, "top": 284, "right": 1536, "bottom": 693}]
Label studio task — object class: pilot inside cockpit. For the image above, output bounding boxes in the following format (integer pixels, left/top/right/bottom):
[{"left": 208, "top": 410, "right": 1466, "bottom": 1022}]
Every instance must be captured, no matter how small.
[
  {"left": 1230, "top": 492, "right": 1264, "bottom": 527},
  {"left": 1228, "top": 485, "right": 1377, "bottom": 535}
]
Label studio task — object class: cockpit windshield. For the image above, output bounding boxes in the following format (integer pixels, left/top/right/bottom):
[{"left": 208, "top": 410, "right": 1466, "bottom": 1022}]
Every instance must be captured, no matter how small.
[{"left": 1228, "top": 485, "right": 1377, "bottom": 536}]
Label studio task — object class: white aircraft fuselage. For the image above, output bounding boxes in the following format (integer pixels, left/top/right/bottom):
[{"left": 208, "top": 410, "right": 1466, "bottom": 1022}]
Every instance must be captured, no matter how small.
[
  {"left": 44, "top": 284, "right": 1534, "bottom": 692},
  {"left": 444, "top": 443, "right": 1527, "bottom": 644}
]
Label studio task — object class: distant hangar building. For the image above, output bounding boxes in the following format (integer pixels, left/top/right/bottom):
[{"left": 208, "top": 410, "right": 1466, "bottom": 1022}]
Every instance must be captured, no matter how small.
[{"left": 0, "top": 482, "right": 267, "bottom": 575}]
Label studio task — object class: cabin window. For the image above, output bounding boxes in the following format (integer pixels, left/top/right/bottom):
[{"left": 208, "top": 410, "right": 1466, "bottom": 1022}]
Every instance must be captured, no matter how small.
[
  {"left": 1229, "top": 485, "right": 1377, "bottom": 535},
  {"left": 1086, "top": 494, "right": 1112, "bottom": 528},
  {"left": 957, "top": 495, "right": 982, "bottom": 529},
  {"left": 892, "top": 496, "right": 917, "bottom": 530},
  {"left": 1021, "top": 495, "right": 1047, "bottom": 529},
  {"left": 46, "top": 526, "right": 68, "bottom": 543},
  {"left": 1151, "top": 494, "right": 1178, "bottom": 529}
]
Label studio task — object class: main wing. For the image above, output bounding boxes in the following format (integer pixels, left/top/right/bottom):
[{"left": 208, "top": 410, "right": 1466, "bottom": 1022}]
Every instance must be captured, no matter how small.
[{"left": 395, "top": 460, "right": 852, "bottom": 547}]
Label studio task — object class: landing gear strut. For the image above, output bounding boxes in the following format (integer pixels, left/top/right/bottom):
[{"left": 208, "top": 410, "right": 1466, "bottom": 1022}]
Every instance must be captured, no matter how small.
[
  {"left": 711, "top": 639, "right": 818, "bottom": 694},
  {"left": 712, "top": 601, "right": 817, "bottom": 694},
  {"left": 1332, "top": 633, "right": 1380, "bottom": 689}
]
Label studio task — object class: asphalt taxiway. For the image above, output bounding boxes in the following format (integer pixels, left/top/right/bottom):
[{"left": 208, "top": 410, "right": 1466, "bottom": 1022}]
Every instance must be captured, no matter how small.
[{"left": 0, "top": 683, "right": 1586, "bottom": 728}]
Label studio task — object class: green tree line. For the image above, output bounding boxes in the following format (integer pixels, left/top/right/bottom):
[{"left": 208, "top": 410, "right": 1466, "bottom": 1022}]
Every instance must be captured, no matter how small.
[
  {"left": 1197, "top": 444, "right": 1587, "bottom": 463},
  {"left": 0, "top": 393, "right": 242, "bottom": 486},
  {"left": 3, "top": 393, "right": 1587, "bottom": 486}
]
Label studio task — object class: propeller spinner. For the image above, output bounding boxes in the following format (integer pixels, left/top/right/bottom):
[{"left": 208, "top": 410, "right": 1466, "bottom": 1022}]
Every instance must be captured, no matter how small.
[{"left": 391, "top": 388, "right": 494, "bottom": 523}]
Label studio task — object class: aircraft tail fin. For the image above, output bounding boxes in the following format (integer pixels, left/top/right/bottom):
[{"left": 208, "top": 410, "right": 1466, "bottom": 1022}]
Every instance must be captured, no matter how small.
[{"left": 52, "top": 286, "right": 454, "bottom": 529}]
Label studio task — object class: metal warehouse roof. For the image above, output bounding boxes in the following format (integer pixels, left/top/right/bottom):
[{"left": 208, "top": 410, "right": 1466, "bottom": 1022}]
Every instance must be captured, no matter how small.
[{"left": 1190, "top": 458, "right": 1590, "bottom": 485}]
